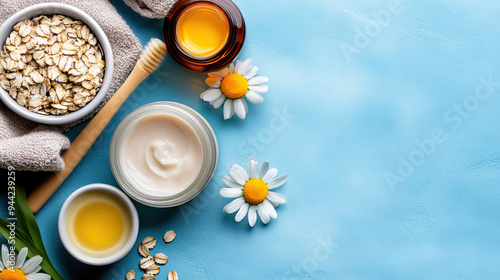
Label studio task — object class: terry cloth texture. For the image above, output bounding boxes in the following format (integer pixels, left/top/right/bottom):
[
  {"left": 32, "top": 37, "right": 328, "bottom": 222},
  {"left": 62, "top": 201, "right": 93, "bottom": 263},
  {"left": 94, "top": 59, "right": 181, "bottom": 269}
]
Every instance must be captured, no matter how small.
[
  {"left": 0, "top": 0, "right": 142, "bottom": 171},
  {"left": 123, "top": 0, "right": 176, "bottom": 19}
]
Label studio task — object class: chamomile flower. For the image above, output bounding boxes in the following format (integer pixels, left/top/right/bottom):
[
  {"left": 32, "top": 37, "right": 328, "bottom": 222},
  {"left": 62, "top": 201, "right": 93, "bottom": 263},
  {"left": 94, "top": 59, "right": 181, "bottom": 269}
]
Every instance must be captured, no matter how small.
[
  {"left": 0, "top": 245, "right": 50, "bottom": 280},
  {"left": 201, "top": 59, "right": 269, "bottom": 120},
  {"left": 220, "top": 157, "right": 287, "bottom": 227}
]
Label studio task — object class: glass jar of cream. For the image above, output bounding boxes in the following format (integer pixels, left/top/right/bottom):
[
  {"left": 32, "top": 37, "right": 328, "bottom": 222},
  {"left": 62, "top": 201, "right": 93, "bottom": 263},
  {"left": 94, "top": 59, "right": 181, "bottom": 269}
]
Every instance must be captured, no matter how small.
[
  {"left": 110, "top": 102, "right": 218, "bottom": 207},
  {"left": 163, "top": 0, "right": 245, "bottom": 72}
]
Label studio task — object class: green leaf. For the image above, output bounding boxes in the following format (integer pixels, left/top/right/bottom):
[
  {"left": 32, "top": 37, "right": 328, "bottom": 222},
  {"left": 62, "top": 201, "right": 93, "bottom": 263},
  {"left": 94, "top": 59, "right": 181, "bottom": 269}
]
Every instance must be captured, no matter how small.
[
  {"left": 0, "top": 218, "right": 36, "bottom": 250},
  {"left": 0, "top": 220, "right": 64, "bottom": 280},
  {"left": 0, "top": 218, "right": 63, "bottom": 280},
  {"left": 14, "top": 186, "right": 49, "bottom": 257}
]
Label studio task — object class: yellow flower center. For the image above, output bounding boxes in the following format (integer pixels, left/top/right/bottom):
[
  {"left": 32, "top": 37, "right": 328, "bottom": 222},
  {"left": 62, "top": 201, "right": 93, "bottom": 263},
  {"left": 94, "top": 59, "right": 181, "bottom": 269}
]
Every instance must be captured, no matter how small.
[
  {"left": 220, "top": 74, "right": 248, "bottom": 99},
  {"left": 242, "top": 178, "right": 268, "bottom": 205},
  {"left": 0, "top": 268, "right": 27, "bottom": 280}
]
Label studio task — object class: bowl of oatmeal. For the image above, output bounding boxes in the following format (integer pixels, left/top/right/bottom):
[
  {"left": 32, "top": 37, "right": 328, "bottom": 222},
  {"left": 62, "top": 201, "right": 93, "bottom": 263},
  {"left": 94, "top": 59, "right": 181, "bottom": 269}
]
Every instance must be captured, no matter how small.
[{"left": 0, "top": 3, "right": 113, "bottom": 125}]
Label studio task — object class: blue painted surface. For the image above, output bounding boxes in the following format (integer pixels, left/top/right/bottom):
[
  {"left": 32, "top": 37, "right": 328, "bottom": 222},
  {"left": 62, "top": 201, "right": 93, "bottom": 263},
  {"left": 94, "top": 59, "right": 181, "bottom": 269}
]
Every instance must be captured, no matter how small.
[{"left": 4, "top": 0, "right": 500, "bottom": 279}]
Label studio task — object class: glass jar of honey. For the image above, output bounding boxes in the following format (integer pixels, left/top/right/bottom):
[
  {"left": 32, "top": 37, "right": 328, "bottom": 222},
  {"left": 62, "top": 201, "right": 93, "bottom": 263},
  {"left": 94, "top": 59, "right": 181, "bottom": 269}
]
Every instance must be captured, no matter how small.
[{"left": 163, "top": 0, "right": 245, "bottom": 72}]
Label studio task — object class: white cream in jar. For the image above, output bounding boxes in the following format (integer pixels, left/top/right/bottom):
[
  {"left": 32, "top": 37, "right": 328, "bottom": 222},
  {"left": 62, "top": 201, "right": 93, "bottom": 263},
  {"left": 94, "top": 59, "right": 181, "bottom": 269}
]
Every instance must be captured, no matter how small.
[
  {"left": 110, "top": 102, "right": 218, "bottom": 208},
  {"left": 120, "top": 114, "right": 202, "bottom": 195}
]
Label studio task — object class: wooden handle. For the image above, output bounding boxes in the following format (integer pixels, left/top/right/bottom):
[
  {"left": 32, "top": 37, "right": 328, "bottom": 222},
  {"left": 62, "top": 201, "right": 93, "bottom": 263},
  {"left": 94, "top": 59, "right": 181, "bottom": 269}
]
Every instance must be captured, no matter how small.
[{"left": 27, "top": 64, "right": 151, "bottom": 213}]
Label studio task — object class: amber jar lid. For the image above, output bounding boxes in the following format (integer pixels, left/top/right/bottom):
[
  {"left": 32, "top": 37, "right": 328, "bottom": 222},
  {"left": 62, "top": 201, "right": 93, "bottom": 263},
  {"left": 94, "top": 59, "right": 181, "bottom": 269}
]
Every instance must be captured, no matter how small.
[{"left": 163, "top": 0, "right": 246, "bottom": 72}]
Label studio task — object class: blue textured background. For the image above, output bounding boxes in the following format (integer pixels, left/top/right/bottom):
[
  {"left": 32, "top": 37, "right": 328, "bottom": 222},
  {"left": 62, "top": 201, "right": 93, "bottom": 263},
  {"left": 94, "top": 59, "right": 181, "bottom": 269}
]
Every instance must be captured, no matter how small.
[{"left": 4, "top": 0, "right": 500, "bottom": 279}]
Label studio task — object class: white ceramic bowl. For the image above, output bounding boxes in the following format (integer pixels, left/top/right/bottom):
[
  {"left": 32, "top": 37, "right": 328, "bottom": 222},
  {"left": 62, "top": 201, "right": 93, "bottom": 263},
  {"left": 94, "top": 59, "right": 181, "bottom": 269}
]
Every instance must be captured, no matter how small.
[
  {"left": 58, "top": 183, "right": 139, "bottom": 266},
  {"left": 0, "top": 3, "right": 114, "bottom": 125}
]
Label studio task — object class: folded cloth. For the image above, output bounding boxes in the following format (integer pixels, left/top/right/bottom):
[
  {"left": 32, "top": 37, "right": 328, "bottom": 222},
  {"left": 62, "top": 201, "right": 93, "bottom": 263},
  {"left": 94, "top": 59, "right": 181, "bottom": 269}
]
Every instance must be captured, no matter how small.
[
  {"left": 123, "top": 0, "right": 177, "bottom": 19},
  {"left": 0, "top": 0, "right": 142, "bottom": 171}
]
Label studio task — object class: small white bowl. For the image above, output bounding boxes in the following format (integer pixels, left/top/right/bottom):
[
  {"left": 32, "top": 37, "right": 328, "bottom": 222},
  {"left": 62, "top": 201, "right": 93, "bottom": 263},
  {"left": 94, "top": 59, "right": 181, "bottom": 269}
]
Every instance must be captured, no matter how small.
[
  {"left": 58, "top": 183, "right": 139, "bottom": 266},
  {"left": 0, "top": 3, "right": 114, "bottom": 125}
]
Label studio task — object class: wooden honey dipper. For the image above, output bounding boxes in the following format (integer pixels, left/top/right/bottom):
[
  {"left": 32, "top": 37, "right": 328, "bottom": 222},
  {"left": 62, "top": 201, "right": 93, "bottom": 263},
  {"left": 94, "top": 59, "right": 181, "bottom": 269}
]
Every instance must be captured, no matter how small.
[{"left": 27, "top": 38, "right": 168, "bottom": 213}]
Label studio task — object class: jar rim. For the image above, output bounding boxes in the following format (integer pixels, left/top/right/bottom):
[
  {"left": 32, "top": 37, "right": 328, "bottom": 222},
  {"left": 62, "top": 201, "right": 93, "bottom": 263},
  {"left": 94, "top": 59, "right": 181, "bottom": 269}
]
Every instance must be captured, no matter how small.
[
  {"left": 109, "top": 102, "right": 219, "bottom": 207},
  {"left": 163, "top": 0, "right": 246, "bottom": 72}
]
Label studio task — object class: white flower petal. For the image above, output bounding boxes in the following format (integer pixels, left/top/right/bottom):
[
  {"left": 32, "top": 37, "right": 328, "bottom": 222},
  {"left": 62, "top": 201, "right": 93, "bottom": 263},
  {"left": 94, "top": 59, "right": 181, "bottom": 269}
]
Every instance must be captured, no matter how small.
[
  {"left": 222, "top": 175, "right": 243, "bottom": 188},
  {"left": 211, "top": 94, "right": 226, "bottom": 108},
  {"left": 247, "top": 157, "right": 259, "bottom": 179},
  {"left": 230, "top": 164, "right": 249, "bottom": 185},
  {"left": 0, "top": 246, "right": 5, "bottom": 270},
  {"left": 205, "top": 77, "right": 221, "bottom": 88},
  {"left": 202, "top": 89, "right": 222, "bottom": 102},
  {"left": 228, "top": 63, "right": 235, "bottom": 74},
  {"left": 248, "top": 205, "right": 257, "bottom": 227},
  {"left": 267, "top": 175, "right": 287, "bottom": 189},
  {"left": 234, "top": 61, "right": 241, "bottom": 72},
  {"left": 259, "top": 162, "right": 269, "bottom": 179},
  {"left": 26, "top": 273, "right": 51, "bottom": 280},
  {"left": 240, "top": 61, "right": 255, "bottom": 77},
  {"left": 220, "top": 188, "right": 243, "bottom": 198},
  {"left": 223, "top": 99, "right": 234, "bottom": 120},
  {"left": 243, "top": 99, "right": 249, "bottom": 114},
  {"left": 15, "top": 247, "right": 28, "bottom": 268},
  {"left": 21, "top": 256, "right": 43, "bottom": 274},
  {"left": 235, "top": 203, "right": 249, "bottom": 222},
  {"left": 2, "top": 244, "right": 9, "bottom": 269},
  {"left": 249, "top": 85, "right": 268, "bottom": 94},
  {"left": 269, "top": 199, "right": 280, "bottom": 208},
  {"left": 267, "top": 191, "right": 286, "bottom": 205},
  {"left": 234, "top": 98, "right": 246, "bottom": 119},
  {"left": 200, "top": 88, "right": 210, "bottom": 99},
  {"left": 257, "top": 203, "right": 271, "bottom": 224},
  {"left": 245, "top": 91, "right": 264, "bottom": 105},
  {"left": 262, "top": 168, "right": 278, "bottom": 183},
  {"left": 263, "top": 199, "right": 278, "bottom": 219},
  {"left": 26, "top": 266, "right": 42, "bottom": 275},
  {"left": 201, "top": 88, "right": 221, "bottom": 100},
  {"left": 219, "top": 68, "right": 229, "bottom": 76},
  {"left": 236, "top": 59, "right": 252, "bottom": 75},
  {"left": 248, "top": 76, "right": 269, "bottom": 86},
  {"left": 243, "top": 66, "right": 258, "bottom": 80},
  {"left": 207, "top": 72, "right": 224, "bottom": 80},
  {"left": 223, "top": 197, "right": 245, "bottom": 214}
]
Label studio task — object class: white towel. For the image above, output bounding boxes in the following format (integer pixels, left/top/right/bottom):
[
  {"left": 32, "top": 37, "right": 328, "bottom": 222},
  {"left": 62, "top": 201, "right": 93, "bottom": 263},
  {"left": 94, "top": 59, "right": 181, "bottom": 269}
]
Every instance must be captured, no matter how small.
[
  {"left": 123, "top": 0, "right": 177, "bottom": 19},
  {"left": 0, "top": 0, "right": 143, "bottom": 171}
]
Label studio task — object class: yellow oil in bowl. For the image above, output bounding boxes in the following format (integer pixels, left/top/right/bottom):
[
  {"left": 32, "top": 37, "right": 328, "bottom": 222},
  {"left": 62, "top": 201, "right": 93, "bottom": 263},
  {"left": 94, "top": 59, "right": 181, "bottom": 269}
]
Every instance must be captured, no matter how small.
[
  {"left": 73, "top": 200, "right": 125, "bottom": 251},
  {"left": 65, "top": 190, "right": 132, "bottom": 258}
]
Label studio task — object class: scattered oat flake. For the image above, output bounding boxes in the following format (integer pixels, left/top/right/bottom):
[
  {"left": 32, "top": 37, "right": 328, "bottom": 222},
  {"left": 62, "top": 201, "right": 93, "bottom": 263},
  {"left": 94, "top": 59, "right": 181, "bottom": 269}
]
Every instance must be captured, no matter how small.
[
  {"left": 142, "top": 237, "right": 156, "bottom": 250},
  {"left": 168, "top": 271, "right": 178, "bottom": 280},
  {"left": 138, "top": 243, "right": 149, "bottom": 258},
  {"left": 139, "top": 256, "right": 155, "bottom": 270},
  {"left": 142, "top": 275, "right": 155, "bottom": 280},
  {"left": 163, "top": 230, "right": 176, "bottom": 243},
  {"left": 153, "top": 253, "right": 168, "bottom": 265},
  {"left": 126, "top": 270, "right": 135, "bottom": 280},
  {"left": 145, "top": 264, "right": 160, "bottom": 275}
]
